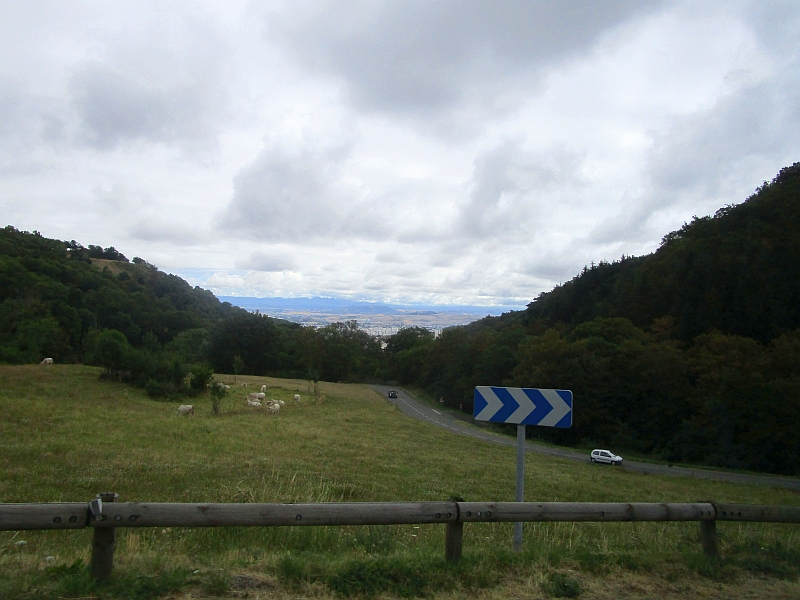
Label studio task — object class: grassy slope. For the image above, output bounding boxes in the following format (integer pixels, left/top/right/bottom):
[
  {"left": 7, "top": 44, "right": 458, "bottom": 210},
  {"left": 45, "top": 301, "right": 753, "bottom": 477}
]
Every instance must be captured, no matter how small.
[{"left": 1, "top": 365, "right": 799, "bottom": 599}]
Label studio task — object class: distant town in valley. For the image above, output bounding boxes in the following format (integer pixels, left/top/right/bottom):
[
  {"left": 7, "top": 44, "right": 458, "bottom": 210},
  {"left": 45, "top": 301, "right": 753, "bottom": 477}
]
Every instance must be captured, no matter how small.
[{"left": 217, "top": 296, "right": 523, "bottom": 337}]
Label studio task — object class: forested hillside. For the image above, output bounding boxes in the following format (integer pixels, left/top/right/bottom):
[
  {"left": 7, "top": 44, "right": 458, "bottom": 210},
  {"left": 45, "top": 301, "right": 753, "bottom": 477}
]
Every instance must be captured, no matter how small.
[
  {"left": 0, "top": 228, "right": 235, "bottom": 364},
  {"left": 525, "top": 162, "right": 800, "bottom": 343},
  {"left": 0, "top": 227, "right": 381, "bottom": 393},
  {"left": 386, "top": 164, "right": 800, "bottom": 475}
]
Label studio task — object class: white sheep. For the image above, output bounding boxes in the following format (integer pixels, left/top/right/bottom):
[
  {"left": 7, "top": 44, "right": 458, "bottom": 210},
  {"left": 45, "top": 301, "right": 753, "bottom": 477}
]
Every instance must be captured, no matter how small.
[
  {"left": 176, "top": 405, "right": 194, "bottom": 416},
  {"left": 293, "top": 394, "right": 301, "bottom": 403},
  {"left": 246, "top": 398, "right": 262, "bottom": 407},
  {"left": 267, "top": 402, "right": 280, "bottom": 414},
  {"left": 260, "top": 384, "right": 267, "bottom": 393},
  {"left": 40, "top": 358, "right": 53, "bottom": 365}
]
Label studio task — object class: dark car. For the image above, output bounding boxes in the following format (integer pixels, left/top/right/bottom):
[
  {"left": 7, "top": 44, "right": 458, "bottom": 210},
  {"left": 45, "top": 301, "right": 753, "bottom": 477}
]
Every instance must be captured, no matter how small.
[{"left": 388, "top": 390, "right": 398, "bottom": 398}]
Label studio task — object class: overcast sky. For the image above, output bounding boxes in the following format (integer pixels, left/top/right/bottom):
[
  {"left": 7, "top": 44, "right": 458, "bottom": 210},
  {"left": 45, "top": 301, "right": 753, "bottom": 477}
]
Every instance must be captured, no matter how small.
[{"left": 2, "top": 1, "right": 799, "bottom": 306}]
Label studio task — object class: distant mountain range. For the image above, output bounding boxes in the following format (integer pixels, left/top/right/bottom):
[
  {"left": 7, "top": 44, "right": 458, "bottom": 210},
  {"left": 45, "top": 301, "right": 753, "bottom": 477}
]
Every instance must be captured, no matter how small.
[{"left": 217, "top": 296, "right": 521, "bottom": 316}]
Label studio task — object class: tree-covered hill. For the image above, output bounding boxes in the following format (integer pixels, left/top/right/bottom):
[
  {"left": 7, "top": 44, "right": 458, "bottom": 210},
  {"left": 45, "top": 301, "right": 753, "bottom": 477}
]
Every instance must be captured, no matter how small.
[
  {"left": 0, "top": 226, "right": 238, "bottom": 364},
  {"left": 524, "top": 162, "right": 800, "bottom": 343},
  {"left": 0, "top": 227, "right": 382, "bottom": 390},
  {"left": 385, "top": 163, "right": 800, "bottom": 475}
]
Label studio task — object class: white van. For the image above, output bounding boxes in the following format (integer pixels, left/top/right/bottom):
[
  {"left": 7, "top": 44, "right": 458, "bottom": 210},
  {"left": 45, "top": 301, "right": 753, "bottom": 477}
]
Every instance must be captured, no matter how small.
[{"left": 590, "top": 449, "right": 623, "bottom": 465}]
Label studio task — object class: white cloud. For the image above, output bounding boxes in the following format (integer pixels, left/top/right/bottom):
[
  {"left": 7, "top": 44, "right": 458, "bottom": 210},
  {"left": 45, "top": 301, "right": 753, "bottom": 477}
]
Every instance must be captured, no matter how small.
[{"left": 1, "top": 0, "right": 800, "bottom": 306}]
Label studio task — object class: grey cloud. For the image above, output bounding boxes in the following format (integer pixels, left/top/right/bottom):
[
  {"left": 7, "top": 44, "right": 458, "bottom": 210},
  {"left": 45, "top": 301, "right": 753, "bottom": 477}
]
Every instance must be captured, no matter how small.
[
  {"left": 268, "top": 0, "right": 662, "bottom": 118},
  {"left": 129, "top": 219, "right": 202, "bottom": 245},
  {"left": 646, "top": 63, "right": 800, "bottom": 203},
  {"left": 69, "top": 63, "right": 221, "bottom": 150},
  {"left": 236, "top": 250, "right": 297, "bottom": 272},
  {"left": 744, "top": 1, "right": 800, "bottom": 56},
  {"left": 0, "top": 78, "right": 66, "bottom": 172},
  {"left": 520, "top": 251, "right": 584, "bottom": 280},
  {"left": 588, "top": 191, "right": 659, "bottom": 246},
  {"left": 375, "top": 252, "right": 404, "bottom": 264},
  {"left": 223, "top": 144, "right": 350, "bottom": 240},
  {"left": 589, "top": 56, "right": 800, "bottom": 247},
  {"left": 456, "top": 139, "right": 586, "bottom": 239}
]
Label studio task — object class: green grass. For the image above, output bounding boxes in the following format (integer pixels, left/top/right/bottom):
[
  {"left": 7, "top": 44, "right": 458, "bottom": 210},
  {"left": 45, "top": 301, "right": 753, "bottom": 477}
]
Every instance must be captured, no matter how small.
[{"left": 1, "top": 365, "right": 799, "bottom": 599}]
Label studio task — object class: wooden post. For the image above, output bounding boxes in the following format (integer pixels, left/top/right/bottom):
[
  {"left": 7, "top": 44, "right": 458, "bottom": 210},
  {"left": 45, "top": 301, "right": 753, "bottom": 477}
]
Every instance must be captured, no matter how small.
[
  {"left": 700, "top": 520, "right": 718, "bottom": 558},
  {"left": 445, "top": 521, "right": 463, "bottom": 563},
  {"left": 698, "top": 500, "right": 718, "bottom": 559},
  {"left": 91, "top": 493, "right": 118, "bottom": 581}
]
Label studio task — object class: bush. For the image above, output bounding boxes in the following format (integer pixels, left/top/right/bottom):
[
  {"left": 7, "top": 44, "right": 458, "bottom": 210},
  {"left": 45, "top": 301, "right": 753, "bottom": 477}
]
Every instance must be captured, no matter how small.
[
  {"left": 542, "top": 572, "right": 581, "bottom": 598},
  {"left": 190, "top": 364, "right": 214, "bottom": 392},
  {"left": 88, "top": 328, "right": 130, "bottom": 373},
  {"left": 145, "top": 379, "right": 178, "bottom": 400},
  {"left": 209, "top": 382, "right": 227, "bottom": 415}
]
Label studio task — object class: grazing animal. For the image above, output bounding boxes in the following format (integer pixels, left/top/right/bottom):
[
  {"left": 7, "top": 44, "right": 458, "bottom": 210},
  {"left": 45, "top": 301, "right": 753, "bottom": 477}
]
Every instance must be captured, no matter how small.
[
  {"left": 293, "top": 394, "right": 301, "bottom": 403},
  {"left": 246, "top": 398, "right": 262, "bottom": 407},
  {"left": 267, "top": 402, "right": 280, "bottom": 414},
  {"left": 260, "top": 384, "right": 267, "bottom": 393},
  {"left": 240, "top": 382, "right": 248, "bottom": 387},
  {"left": 279, "top": 399, "right": 285, "bottom": 406},
  {"left": 221, "top": 384, "right": 230, "bottom": 390},
  {"left": 40, "top": 358, "right": 53, "bottom": 365},
  {"left": 176, "top": 405, "right": 194, "bottom": 416}
]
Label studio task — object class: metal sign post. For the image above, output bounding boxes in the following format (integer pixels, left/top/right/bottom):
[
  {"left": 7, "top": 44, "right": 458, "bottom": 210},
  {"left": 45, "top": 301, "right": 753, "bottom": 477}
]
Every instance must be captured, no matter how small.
[
  {"left": 514, "top": 424, "right": 525, "bottom": 551},
  {"left": 474, "top": 386, "right": 573, "bottom": 552}
]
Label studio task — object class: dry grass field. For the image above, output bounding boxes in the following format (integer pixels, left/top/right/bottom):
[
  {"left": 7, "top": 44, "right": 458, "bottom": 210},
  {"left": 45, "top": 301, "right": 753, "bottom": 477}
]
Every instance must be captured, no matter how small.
[{"left": 1, "top": 364, "right": 799, "bottom": 599}]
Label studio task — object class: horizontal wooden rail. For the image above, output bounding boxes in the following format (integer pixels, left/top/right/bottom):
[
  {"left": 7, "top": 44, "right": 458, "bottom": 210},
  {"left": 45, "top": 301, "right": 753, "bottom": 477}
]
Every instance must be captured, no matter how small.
[
  {"left": 86, "top": 502, "right": 459, "bottom": 528},
  {"left": 0, "top": 503, "right": 88, "bottom": 530},
  {"left": 459, "top": 502, "right": 716, "bottom": 522},
  {"left": 0, "top": 502, "right": 459, "bottom": 531},
  {"left": 714, "top": 503, "right": 800, "bottom": 523},
  {"left": 6, "top": 500, "right": 800, "bottom": 531},
  {"left": 2, "top": 497, "right": 799, "bottom": 580}
]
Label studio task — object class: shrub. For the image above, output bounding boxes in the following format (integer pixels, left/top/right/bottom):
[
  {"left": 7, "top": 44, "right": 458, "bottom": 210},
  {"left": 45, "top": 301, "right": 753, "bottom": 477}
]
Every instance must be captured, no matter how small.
[
  {"left": 88, "top": 328, "right": 130, "bottom": 373},
  {"left": 190, "top": 364, "right": 214, "bottom": 392},
  {"left": 209, "top": 382, "right": 227, "bottom": 415},
  {"left": 542, "top": 572, "right": 581, "bottom": 598}
]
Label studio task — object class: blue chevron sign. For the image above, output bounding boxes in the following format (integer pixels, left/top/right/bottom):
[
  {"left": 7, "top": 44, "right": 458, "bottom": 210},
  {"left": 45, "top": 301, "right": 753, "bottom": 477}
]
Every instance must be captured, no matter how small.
[{"left": 473, "top": 387, "right": 573, "bottom": 427}]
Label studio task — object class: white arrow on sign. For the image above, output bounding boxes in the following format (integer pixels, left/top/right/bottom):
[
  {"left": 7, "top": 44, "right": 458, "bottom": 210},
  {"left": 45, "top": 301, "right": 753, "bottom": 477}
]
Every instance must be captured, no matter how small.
[
  {"left": 474, "top": 387, "right": 504, "bottom": 421},
  {"left": 537, "top": 388, "right": 571, "bottom": 427},
  {"left": 507, "top": 388, "right": 535, "bottom": 424}
]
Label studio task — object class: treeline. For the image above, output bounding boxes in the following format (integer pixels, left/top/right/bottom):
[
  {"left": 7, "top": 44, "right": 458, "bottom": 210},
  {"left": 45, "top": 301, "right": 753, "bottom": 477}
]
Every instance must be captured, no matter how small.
[
  {"left": 0, "top": 227, "right": 382, "bottom": 396},
  {"left": 385, "top": 317, "right": 800, "bottom": 475},
  {"left": 381, "top": 164, "right": 800, "bottom": 475}
]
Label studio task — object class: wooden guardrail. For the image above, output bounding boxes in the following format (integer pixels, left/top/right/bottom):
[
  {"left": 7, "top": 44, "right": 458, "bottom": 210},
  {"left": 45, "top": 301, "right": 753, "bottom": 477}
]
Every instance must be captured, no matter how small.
[{"left": 2, "top": 496, "right": 799, "bottom": 581}]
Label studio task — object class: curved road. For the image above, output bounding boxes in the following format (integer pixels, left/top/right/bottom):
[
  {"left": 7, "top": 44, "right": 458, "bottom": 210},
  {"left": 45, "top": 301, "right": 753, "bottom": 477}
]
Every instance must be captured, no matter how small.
[{"left": 371, "top": 385, "right": 800, "bottom": 492}]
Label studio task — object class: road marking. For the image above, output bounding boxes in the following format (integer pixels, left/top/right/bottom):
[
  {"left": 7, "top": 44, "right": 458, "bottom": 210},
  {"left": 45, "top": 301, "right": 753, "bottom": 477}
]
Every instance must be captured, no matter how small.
[
  {"left": 392, "top": 394, "right": 465, "bottom": 434},
  {"left": 432, "top": 409, "right": 441, "bottom": 415}
]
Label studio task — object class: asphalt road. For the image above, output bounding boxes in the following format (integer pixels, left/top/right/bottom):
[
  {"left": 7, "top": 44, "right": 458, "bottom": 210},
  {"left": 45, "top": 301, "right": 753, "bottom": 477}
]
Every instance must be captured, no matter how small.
[{"left": 371, "top": 385, "right": 800, "bottom": 491}]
